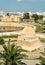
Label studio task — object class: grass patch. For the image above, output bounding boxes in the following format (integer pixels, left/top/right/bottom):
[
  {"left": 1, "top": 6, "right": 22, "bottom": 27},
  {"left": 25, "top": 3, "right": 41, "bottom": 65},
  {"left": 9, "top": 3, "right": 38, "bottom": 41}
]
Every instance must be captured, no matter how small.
[
  {"left": 35, "top": 24, "right": 43, "bottom": 32},
  {"left": 35, "top": 22, "right": 45, "bottom": 33},
  {"left": 40, "top": 38, "right": 45, "bottom": 43},
  {"left": 2, "top": 35, "right": 18, "bottom": 38},
  {"left": 5, "top": 40, "right": 17, "bottom": 42}
]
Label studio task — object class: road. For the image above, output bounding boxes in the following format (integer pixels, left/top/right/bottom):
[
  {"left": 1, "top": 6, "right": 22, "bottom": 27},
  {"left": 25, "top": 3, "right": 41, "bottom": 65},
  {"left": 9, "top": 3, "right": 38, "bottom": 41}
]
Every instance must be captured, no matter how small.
[{"left": 36, "top": 33, "right": 45, "bottom": 38}]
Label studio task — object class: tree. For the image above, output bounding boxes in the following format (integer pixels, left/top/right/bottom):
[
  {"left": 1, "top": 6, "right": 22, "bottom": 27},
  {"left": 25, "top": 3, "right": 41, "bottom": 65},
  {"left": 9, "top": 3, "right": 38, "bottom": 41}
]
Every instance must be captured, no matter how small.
[
  {"left": 0, "top": 42, "right": 28, "bottom": 65},
  {"left": 32, "top": 14, "right": 39, "bottom": 22},
  {"left": 0, "top": 37, "right": 5, "bottom": 45},
  {"left": 39, "top": 15, "right": 43, "bottom": 20},
  {"left": 38, "top": 49, "right": 45, "bottom": 65},
  {"left": 6, "top": 13, "right": 10, "bottom": 16},
  {"left": 23, "top": 12, "right": 30, "bottom": 19}
]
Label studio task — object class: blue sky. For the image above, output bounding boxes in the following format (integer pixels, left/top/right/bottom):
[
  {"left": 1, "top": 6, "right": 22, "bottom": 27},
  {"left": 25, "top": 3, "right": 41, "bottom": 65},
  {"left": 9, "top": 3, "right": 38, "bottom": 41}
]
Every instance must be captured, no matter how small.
[{"left": 0, "top": 0, "right": 45, "bottom": 12}]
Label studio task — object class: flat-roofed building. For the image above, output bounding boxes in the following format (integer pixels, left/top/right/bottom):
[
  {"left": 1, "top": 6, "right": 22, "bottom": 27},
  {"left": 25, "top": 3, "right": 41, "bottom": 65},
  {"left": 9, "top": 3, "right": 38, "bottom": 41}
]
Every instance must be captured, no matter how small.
[
  {"left": 2, "top": 15, "right": 12, "bottom": 22},
  {"left": 2, "top": 13, "right": 21, "bottom": 22}
]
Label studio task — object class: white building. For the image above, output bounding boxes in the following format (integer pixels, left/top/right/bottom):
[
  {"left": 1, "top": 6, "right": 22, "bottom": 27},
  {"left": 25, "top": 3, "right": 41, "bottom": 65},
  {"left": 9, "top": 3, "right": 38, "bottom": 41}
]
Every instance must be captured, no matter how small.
[{"left": 0, "top": 10, "right": 4, "bottom": 16}]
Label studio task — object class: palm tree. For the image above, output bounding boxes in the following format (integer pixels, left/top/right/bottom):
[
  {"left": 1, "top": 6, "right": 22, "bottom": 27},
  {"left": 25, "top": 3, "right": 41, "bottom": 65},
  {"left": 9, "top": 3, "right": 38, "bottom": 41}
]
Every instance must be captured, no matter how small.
[
  {"left": 38, "top": 49, "right": 45, "bottom": 65},
  {"left": 0, "top": 42, "right": 28, "bottom": 65},
  {"left": 0, "top": 36, "right": 5, "bottom": 45},
  {"left": 35, "top": 48, "right": 45, "bottom": 65}
]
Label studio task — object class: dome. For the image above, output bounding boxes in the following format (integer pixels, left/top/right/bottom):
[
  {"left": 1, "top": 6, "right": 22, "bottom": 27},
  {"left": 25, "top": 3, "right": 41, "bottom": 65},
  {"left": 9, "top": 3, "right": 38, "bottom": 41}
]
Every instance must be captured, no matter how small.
[{"left": 21, "top": 26, "right": 35, "bottom": 35}]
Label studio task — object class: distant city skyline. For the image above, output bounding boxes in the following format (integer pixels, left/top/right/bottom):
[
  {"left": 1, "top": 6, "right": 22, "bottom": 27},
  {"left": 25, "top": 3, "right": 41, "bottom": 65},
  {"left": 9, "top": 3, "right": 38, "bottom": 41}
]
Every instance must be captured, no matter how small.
[{"left": 0, "top": 0, "right": 45, "bottom": 12}]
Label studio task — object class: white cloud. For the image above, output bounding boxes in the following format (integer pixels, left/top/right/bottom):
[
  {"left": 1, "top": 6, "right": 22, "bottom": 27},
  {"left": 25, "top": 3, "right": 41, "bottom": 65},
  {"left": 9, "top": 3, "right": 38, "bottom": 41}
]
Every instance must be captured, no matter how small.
[{"left": 16, "top": 0, "right": 23, "bottom": 2}]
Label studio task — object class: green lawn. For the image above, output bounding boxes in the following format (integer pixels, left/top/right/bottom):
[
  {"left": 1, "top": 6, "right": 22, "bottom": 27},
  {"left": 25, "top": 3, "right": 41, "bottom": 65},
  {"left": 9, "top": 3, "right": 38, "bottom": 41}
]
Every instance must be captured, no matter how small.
[{"left": 35, "top": 24, "right": 43, "bottom": 32}]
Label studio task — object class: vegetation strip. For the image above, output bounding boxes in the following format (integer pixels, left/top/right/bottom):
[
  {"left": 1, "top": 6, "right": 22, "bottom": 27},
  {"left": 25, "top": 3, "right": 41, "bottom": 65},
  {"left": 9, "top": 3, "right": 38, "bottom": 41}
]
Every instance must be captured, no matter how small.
[
  {"left": 40, "top": 38, "right": 45, "bottom": 43},
  {"left": 2, "top": 35, "right": 18, "bottom": 38},
  {"left": 5, "top": 40, "right": 17, "bottom": 42}
]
